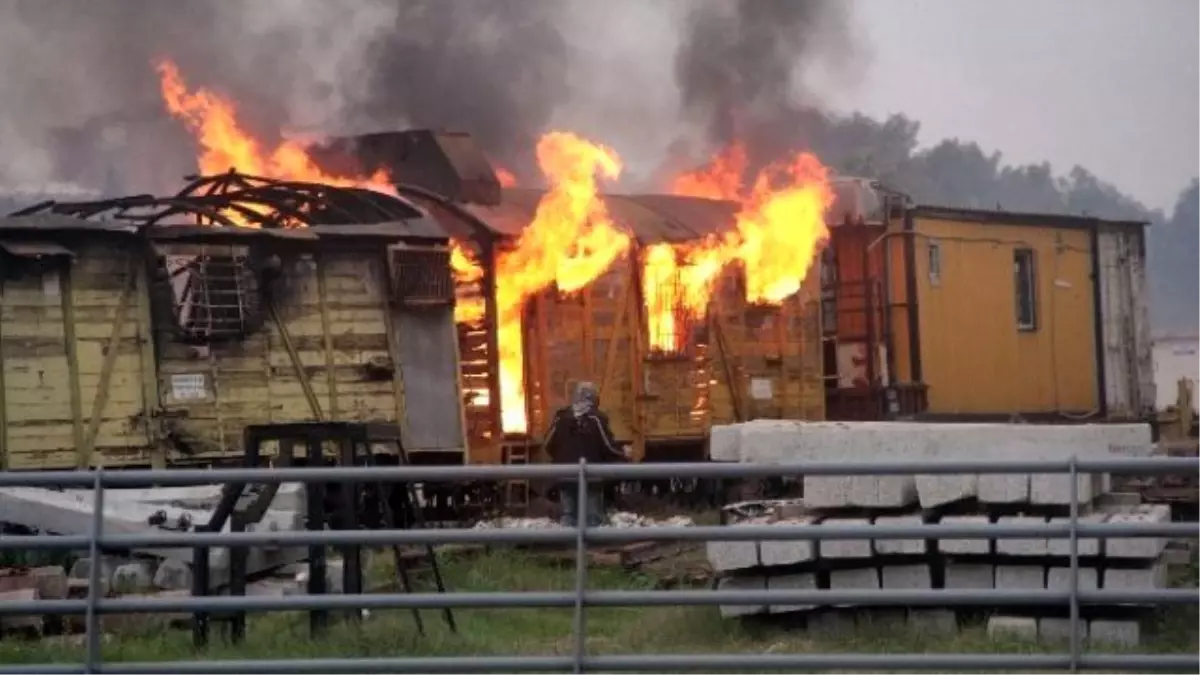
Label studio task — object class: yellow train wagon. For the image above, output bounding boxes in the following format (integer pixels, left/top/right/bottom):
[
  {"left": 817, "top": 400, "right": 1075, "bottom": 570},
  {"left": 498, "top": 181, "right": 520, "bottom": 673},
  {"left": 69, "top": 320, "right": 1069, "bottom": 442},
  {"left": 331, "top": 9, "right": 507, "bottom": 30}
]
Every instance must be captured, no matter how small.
[
  {"left": 403, "top": 186, "right": 825, "bottom": 466},
  {"left": 0, "top": 176, "right": 468, "bottom": 471},
  {"left": 310, "top": 128, "right": 825, "bottom": 470}
]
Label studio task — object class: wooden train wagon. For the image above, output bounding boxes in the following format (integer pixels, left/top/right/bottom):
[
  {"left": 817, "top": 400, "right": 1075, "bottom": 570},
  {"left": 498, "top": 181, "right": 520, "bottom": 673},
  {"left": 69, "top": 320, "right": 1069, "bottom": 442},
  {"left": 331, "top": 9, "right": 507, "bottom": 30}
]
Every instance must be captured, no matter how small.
[
  {"left": 399, "top": 186, "right": 826, "bottom": 465},
  {"left": 0, "top": 184, "right": 468, "bottom": 471}
]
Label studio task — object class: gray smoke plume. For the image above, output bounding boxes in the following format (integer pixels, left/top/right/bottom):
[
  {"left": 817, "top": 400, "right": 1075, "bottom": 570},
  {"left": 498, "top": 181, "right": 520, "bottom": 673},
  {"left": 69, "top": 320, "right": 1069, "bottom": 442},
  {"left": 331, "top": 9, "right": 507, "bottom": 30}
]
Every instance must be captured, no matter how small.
[
  {"left": 344, "top": 0, "right": 572, "bottom": 180},
  {"left": 672, "top": 0, "right": 864, "bottom": 169},
  {"left": 0, "top": 0, "right": 574, "bottom": 196}
]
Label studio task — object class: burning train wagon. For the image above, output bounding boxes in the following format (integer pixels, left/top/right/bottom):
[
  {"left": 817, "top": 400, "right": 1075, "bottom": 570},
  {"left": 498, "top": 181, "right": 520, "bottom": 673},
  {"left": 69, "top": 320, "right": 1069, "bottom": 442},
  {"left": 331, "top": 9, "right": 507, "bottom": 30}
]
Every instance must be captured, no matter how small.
[
  {"left": 0, "top": 176, "right": 468, "bottom": 473},
  {"left": 399, "top": 186, "right": 825, "bottom": 467}
]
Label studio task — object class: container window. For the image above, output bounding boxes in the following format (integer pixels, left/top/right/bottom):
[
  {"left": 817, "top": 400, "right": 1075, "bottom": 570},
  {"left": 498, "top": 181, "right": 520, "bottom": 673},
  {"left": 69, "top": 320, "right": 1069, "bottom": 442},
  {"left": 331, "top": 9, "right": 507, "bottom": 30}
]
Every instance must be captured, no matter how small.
[
  {"left": 389, "top": 245, "right": 454, "bottom": 307},
  {"left": 928, "top": 240, "right": 942, "bottom": 286},
  {"left": 1014, "top": 248, "right": 1038, "bottom": 331}
]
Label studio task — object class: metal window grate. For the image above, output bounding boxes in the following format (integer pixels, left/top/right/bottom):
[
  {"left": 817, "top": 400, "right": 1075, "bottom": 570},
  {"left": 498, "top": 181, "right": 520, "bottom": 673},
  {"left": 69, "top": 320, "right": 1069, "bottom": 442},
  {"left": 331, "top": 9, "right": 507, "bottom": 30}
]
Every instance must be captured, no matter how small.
[
  {"left": 157, "top": 246, "right": 264, "bottom": 343},
  {"left": 390, "top": 245, "right": 454, "bottom": 307}
]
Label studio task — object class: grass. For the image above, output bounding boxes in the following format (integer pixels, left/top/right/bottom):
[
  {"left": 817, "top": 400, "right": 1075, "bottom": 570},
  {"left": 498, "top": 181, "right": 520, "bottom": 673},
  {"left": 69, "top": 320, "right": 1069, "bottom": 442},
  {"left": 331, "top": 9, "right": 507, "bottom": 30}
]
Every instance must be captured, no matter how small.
[{"left": 0, "top": 549, "right": 1195, "bottom": 671}]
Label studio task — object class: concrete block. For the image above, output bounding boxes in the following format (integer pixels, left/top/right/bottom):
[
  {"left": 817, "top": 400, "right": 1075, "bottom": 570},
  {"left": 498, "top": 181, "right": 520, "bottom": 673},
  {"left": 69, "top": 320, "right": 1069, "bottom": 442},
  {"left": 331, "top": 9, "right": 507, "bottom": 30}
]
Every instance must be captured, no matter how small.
[
  {"left": 1104, "top": 504, "right": 1171, "bottom": 559},
  {"left": 916, "top": 473, "right": 978, "bottom": 508},
  {"left": 860, "top": 475, "right": 918, "bottom": 509},
  {"left": 708, "top": 424, "right": 741, "bottom": 462},
  {"left": 717, "top": 575, "right": 767, "bottom": 618},
  {"left": 803, "top": 477, "right": 855, "bottom": 509},
  {"left": 1103, "top": 563, "right": 1168, "bottom": 592},
  {"left": 881, "top": 564, "right": 931, "bottom": 589},
  {"left": 1089, "top": 619, "right": 1140, "bottom": 648},
  {"left": 1046, "top": 567, "right": 1098, "bottom": 591},
  {"left": 908, "top": 609, "right": 959, "bottom": 634},
  {"left": 100, "top": 589, "right": 191, "bottom": 636},
  {"left": 153, "top": 559, "right": 193, "bottom": 591},
  {"left": 995, "top": 516, "right": 1048, "bottom": 556},
  {"left": 938, "top": 515, "right": 991, "bottom": 555},
  {"left": 0, "top": 484, "right": 306, "bottom": 591},
  {"left": 706, "top": 537, "right": 761, "bottom": 573},
  {"left": 1030, "top": 472, "right": 1100, "bottom": 506},
  {"left": 944, "top": 563, "right": 993, "bottom": 589},
  {"left": 767, "top": 572, "right": 817, "bottom": 613},
  {"left": 1039, "top": 617, "right": 1088, "bottom": 644},
  {"left": 978, "top": 472, "right": 1030, "bottom": 504},
  {"left": 829, "top": 567, "right": 879, "bottom": 605},
  {"left": 1045, "top": 514, "right": 1104, "bottom": 557},
  {"left": 872, "top": 515, "right": 926, "bottom": 555},
  {"left": 111, "top": 562, "right": 154, "bottom": 595},
  {"left": 995, "top": 565, "right": 1044, "bottom": 590},
  {"left": 759, "top": 517, "right": 817, "bottom": 568},
  {"left": 30, "top": 566, "right": 67, "bottom": 600},
  {"left": 987, "top": 615, "right": 1037, "bottom": 641},
  {"left": 820, "top": 518, "right": 873, "bottom": 559},
  {"left": 68, "top": 557, "right": 115, "bottom": 596}
]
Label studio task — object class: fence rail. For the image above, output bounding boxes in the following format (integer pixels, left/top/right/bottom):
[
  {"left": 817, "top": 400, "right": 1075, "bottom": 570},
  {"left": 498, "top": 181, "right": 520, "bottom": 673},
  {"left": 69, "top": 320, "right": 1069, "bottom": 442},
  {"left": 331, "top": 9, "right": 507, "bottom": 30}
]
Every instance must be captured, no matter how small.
[{"left": 0, "top": 456, "right": 1195, "bottom": 673}]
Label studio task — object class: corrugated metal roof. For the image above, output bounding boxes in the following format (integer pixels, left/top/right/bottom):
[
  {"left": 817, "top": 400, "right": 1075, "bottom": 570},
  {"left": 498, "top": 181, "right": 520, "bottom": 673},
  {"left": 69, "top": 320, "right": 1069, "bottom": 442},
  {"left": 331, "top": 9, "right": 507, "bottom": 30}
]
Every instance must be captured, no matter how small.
[
  {"left": 0, "top": 240, "right": 76, "bottom": 258},
  {"left": 459, "top": 189, "right": 739, "bottom": 244},
  {"left": 0, "top": 213, "right": 138, "bottom": 234}
]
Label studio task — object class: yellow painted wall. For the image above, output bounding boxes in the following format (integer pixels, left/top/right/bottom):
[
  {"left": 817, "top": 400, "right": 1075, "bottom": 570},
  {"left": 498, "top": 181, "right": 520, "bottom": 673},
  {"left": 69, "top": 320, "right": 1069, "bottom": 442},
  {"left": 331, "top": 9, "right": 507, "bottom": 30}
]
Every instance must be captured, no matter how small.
[
  {"left": 2, "top": 240, "right": 464, "bottom": 470},
  {"left": 0, "top": 244, "right": 155, "bottom": 470},
  {"left": 912, "top": 216, "right": 1099, "bottom": 414}
]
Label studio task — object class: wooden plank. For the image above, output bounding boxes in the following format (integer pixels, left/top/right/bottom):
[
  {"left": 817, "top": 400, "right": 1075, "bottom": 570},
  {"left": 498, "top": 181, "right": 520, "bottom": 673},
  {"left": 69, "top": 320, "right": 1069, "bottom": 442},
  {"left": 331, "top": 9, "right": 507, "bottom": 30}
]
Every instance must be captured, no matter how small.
[
  {"left": 79, "top": 256, "right": 137, "bottom": 468},
  {"left": 58, "top": 264, "right": 86, "bottom": 468}
]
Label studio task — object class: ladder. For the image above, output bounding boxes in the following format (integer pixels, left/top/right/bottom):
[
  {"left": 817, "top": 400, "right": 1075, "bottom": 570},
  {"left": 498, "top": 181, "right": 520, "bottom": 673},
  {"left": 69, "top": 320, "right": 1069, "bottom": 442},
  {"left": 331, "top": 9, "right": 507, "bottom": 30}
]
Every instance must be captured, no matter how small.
[
  {"left": 501, "top": 439, "right": 532, "bottom": 515},
  {"left": 366, "top": 444, "right": 458, "bottom": 635}
]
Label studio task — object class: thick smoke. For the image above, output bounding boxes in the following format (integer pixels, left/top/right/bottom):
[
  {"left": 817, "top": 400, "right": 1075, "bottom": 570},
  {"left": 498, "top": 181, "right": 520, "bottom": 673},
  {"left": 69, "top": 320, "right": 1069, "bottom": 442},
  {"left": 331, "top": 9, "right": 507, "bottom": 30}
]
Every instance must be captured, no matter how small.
[
  {"left": 344, "top": 0, "right": 572, "bottom": 180},
  {"left": 0, "top": 0, "right": 575, "bottom": 196},
  {"left": 672, "top": 0, "right": 863, "bottom": 169}
]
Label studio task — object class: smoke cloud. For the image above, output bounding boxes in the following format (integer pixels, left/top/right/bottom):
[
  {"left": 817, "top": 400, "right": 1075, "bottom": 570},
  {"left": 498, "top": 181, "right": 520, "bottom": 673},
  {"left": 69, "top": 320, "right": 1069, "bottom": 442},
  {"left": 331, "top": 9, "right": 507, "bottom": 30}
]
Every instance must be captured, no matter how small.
[
  {"left": 0, "top": 0, "right": 575, "bottom": 195},
  {"left": 671, "top": 0, "right": 865, "bottom": 170}
]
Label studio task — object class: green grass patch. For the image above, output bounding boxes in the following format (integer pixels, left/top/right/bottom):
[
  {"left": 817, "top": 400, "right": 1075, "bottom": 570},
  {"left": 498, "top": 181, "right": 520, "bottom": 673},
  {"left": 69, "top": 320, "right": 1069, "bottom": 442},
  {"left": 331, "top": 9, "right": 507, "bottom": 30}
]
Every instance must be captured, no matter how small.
[{"left": 0, "top": 548, "right": 1195, "bottom": 671}]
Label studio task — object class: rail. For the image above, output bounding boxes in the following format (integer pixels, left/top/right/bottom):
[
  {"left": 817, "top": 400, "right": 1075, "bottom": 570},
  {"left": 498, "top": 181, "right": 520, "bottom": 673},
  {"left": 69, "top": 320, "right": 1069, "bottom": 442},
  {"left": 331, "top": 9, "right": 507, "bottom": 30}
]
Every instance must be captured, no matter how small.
[{"left": 0, "top": 457, "right": 1195, "bottom": 673}]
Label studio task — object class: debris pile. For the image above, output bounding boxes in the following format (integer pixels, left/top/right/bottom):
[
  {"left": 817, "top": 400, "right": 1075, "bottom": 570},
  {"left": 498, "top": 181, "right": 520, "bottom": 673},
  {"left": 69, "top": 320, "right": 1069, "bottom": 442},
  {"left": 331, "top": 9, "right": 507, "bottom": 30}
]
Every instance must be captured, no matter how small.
[
  {"left": 472, "top": 512, "right": 695, "bottom": 530},
  {"left": 706, "top": 420, "right": 1175, "bottom": 648}
]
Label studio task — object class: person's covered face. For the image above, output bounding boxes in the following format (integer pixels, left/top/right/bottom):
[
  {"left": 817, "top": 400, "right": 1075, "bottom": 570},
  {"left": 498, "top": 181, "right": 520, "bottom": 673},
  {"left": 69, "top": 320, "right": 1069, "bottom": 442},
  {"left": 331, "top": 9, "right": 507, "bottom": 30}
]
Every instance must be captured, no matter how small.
[{"left": 571, "top": 381, "right": 600, "bottom": 416}]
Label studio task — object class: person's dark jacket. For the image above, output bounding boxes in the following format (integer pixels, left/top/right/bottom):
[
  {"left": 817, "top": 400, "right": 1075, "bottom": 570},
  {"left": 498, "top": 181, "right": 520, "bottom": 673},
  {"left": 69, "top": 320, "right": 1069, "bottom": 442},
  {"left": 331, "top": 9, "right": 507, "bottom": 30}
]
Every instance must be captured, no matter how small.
[{"left": 542, "top": 405, "right": 625, "bottom": 466}]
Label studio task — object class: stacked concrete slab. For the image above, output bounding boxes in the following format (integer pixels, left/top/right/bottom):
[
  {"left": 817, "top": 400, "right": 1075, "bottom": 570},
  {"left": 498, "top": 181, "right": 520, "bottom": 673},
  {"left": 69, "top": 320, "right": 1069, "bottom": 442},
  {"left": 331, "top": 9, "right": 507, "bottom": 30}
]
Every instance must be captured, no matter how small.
[
  {"left": 706, "top": 420, "right": 1174, "bottom": 646},
  {"left": 0, "top": 483, "right": 307, "bottom": 591}
]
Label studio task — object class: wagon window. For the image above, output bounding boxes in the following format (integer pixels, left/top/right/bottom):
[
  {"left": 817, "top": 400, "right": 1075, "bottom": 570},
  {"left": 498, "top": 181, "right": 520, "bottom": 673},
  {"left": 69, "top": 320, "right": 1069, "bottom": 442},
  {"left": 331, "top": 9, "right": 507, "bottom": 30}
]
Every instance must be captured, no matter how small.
[
  {"left": 928, "top": 240, "right": 942, "bottom": 286},
  {"left": 1013, "top": 248, "right": 1037, "bottom": 331},
  {"left": 153, "top": 244, "right": 265, "bottom": 343}
]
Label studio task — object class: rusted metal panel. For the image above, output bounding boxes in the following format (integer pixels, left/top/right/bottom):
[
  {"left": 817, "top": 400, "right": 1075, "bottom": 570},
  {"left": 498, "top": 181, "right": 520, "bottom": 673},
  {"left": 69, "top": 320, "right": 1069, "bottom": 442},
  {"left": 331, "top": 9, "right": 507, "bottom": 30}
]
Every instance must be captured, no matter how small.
[{"left": 1097, "top": 223, "right": 1155, "bottom": 419}]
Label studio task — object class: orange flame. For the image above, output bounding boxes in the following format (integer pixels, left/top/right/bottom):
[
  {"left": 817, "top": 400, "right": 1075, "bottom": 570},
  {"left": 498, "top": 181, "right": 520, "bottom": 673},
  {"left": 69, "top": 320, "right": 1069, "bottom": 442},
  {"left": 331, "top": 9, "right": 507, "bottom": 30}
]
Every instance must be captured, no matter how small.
[
  {"left": 494, "top": 167, "right": 518, "bottom": 188},
  {"left": 646, "top": 144, "right": 833, "bottom": 352},
  {"left": 491, "top": 132, "right": 629, "bottom": 432},
  {"left": 450, "top": 240, "right": 485, "bottom": 324},
  {"left": 156, "top": 59, "right": 392, "bottom": 226}
]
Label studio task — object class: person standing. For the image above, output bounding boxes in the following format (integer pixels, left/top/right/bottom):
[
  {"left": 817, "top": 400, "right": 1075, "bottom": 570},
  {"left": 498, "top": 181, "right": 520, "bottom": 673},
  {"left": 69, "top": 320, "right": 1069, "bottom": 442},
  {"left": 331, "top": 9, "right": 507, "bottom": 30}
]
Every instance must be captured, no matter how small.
[{"left": 542, "top": 381, "right": 629, "bottom": 527}]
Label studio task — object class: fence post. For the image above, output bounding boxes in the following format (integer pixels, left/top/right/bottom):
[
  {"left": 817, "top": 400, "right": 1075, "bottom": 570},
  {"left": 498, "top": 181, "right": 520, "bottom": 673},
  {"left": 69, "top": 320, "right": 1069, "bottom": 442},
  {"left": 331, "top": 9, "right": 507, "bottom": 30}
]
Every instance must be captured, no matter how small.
[
  {"left": 572, "top": 458, "right": 589, "bottom": 674},
  {"left": 1068, "top": 455, "right": 1081, "bottom": 672},
  {"left": 85, "top": 468, "right": 105, "bottom": 674}
]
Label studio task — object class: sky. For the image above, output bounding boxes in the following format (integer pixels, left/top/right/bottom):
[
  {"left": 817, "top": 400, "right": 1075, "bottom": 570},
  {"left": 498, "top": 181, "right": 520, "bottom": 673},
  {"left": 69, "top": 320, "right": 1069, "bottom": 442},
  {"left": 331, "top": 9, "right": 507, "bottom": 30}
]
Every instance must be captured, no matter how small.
[{"left": 829, "top": 0, "right": 1199, "bottom": 212}]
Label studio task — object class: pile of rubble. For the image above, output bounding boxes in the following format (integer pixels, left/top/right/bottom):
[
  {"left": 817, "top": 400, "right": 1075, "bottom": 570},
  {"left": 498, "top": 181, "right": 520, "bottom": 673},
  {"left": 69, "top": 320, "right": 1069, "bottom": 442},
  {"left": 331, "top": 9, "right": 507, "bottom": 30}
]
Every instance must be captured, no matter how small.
[
  {"left": 472, "top": 512, "right": 695, "bottom": 530},
  {"left": 706, "top": 420, "right": 1178, "bottom": 648},
  {"left": 0, "top": 482, "right": 333, "bottom": 639}
]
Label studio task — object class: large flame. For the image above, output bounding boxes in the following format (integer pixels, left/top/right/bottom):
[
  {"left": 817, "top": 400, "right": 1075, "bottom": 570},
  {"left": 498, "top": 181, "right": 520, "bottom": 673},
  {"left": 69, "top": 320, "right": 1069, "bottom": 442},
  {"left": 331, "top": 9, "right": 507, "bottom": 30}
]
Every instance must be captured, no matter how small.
[
  {"left": 493, "top": 132, "right": 629, "bottom": 432},
  {"left": 447, "top": 135, "right": 627, "bottom": 434},
  {"left": 645, "top": 143, "right": 834, "bottom": 352},
  {"left": 156, "top": 59, "right": 392, "bottom": 226}
]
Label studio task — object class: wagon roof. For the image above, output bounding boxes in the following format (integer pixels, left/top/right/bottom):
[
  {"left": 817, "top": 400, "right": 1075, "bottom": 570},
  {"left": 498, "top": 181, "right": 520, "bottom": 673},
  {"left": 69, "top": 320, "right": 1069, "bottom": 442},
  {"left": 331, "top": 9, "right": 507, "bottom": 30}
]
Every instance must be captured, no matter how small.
[
  {"left": 448, "top": 188, "right": 739, "bottom": 244},
  {"left": 408, "top": 175, "right": 907, "bottom": 243}
]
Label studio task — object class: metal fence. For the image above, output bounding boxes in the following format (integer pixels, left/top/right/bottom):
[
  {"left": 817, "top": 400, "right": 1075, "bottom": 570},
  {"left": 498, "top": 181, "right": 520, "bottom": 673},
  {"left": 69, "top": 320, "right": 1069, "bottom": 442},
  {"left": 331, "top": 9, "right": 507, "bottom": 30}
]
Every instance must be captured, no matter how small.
[{"left": 0, "top": 456, "right": 1196, "bottom": 673}]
